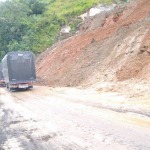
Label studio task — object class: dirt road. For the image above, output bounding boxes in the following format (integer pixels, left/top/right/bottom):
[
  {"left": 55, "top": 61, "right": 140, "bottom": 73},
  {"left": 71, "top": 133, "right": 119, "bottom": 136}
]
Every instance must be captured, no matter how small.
[{"left": 0, "top": 85, "right": 150, "bottom": 150}]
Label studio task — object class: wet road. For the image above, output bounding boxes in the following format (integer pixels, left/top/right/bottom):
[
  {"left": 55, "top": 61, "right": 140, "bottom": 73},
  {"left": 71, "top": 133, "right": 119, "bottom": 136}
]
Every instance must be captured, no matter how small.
[{"left": 0, "top": 86, "right": 150, "bottom": 150}]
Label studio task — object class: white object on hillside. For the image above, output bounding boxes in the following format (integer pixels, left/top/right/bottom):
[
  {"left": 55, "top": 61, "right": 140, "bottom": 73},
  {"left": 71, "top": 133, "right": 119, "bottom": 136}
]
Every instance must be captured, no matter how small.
[
  {"left": 80, "top": 13, "right": 88, "bottom": 20},
  {"left": 89, "top": 4, "right": 115, "bottom": 16},
  {"left": 79, "top": 4, "right": 116, "bottom": 20},
  {"left": 60, "top": 26, "right": 71, "bottom": 34}
]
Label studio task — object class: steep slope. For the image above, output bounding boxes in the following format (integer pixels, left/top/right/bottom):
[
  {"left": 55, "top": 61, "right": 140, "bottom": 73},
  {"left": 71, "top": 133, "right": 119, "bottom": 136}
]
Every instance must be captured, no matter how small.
[{"left": 36, "top": 0, "right": 150, "bottom": 86}]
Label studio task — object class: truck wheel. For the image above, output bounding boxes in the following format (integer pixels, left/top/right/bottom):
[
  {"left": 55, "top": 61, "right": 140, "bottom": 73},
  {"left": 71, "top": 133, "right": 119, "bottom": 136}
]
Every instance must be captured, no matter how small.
[
  {"left": 8, "top": 86, "right": 11, "bottom": 91},
  {"left": 6, "top": 83, "right": 9, "bottom": 89},
  {"left": 7, "top": 84, "right": 12, "bottom": 91}
]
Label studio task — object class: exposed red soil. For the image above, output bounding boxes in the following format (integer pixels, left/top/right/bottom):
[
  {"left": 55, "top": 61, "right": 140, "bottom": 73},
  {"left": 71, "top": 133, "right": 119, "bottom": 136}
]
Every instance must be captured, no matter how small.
[{"left": 36, "top": 0, "right": 150, "bottom": 86}]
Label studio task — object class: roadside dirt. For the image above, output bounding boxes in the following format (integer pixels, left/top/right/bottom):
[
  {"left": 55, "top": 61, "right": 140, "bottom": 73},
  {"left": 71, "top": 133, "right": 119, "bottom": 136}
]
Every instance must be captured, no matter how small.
[{"left": 0, "top": 85, "right": 150, "bottom": 150}]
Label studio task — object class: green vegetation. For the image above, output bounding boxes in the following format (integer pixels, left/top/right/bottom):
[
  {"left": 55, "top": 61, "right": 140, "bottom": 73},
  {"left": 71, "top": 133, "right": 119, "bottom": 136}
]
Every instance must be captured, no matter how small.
[{"left": 0, "top": 0, "right": 116, "bottom": 59}]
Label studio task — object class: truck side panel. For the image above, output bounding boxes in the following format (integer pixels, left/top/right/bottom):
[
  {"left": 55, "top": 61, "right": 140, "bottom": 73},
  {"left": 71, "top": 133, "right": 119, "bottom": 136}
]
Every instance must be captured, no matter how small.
[
  {"left": 0, "top": 64, "right": 3, "bottom": 80},
  {"left": 2, "top": 55, "right": 9, "bottom": 83},
  {"left": 0, "top": 63, "right": 6, "bottom": 87}
]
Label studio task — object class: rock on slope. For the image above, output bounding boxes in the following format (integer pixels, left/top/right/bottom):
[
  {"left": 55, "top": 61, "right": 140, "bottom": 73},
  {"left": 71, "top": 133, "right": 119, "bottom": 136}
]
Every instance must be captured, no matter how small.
[{"left": 36, "top": 0, "right": 150, "bottom": 87}]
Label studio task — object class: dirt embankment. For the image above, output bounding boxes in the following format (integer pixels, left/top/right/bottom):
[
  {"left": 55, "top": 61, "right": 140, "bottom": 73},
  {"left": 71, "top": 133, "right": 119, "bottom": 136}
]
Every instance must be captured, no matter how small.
[{"left": 36, "top": 0, "right": 150, "bottom": 87}]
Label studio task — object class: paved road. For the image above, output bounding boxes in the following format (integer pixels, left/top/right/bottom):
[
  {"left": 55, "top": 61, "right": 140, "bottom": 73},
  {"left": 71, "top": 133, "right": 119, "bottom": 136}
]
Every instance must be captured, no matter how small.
[{"left": 0, "top": 86, "right": 150, "bottom": 150}]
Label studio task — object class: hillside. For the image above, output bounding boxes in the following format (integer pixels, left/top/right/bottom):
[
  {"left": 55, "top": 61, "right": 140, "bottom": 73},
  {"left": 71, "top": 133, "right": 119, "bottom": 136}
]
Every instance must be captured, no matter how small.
[
  {"left": 0, "top": 0, "right": 113, "bottom": 59},
  {"left": 36, "top": 0, "right": 150, "bottom": 87},
  {"left": 0, "top": 0, "right": 150, "bottom": 149}
]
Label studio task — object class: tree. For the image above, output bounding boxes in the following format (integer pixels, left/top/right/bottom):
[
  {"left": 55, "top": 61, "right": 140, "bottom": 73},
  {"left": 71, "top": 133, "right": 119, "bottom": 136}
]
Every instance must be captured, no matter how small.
[
  {"left": 0, "top": 0, "right": 30, "bottom": 58},
  {"left": 20, "top": 0, "right": 46, "bottom": 15}
]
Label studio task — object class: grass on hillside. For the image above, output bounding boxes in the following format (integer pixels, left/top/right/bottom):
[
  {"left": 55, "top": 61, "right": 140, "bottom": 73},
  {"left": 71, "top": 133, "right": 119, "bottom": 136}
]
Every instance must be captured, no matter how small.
[
  {"left": 45, "top": 0, "right": 112, "bottom": 19},
  {"left": 35, "top": 0, "right": 113, "bottom": 53}
]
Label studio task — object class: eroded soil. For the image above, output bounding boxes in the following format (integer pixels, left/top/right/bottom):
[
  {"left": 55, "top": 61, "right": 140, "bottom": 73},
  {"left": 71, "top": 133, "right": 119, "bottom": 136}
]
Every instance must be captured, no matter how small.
[{"left": 36, "top": 0, "right": 150, "bottom": 86}]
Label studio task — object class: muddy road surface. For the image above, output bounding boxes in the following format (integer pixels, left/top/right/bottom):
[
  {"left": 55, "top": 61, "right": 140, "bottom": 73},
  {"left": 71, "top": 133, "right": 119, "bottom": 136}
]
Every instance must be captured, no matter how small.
[{"left": 0, "top": 85, "right": 150, "bottom": 150}]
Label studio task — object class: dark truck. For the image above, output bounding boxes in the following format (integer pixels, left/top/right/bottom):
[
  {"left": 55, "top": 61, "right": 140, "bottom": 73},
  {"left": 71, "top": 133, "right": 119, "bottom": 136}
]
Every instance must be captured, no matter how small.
[
  {"left": 2, "top": 51, "right": 36, "bottom": 91},
  {"left": 0, "top": 63, "right": 5, "bottom": 87}
]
